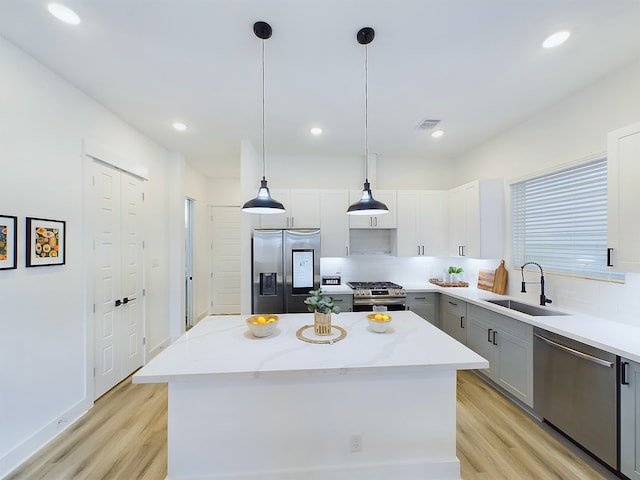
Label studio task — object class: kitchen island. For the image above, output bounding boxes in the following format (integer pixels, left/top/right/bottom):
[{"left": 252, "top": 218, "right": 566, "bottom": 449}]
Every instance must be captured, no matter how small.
[{"left": 133, "top": 311, "right": 488, "bottom": 480}]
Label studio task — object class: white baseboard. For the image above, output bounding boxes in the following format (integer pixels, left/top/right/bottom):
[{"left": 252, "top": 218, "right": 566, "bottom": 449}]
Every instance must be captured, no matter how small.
[
  {"left": 1, "top": 397, "right": 91, "bottom": 479},
  {"left": 147, "top": 337, "right": 171, "bottom": 362}
]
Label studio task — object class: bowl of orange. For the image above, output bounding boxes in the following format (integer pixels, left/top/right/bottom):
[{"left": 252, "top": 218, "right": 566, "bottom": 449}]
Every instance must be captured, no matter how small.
[
  {"left": 246, "top": 315, "right": 279, "bottom": 337},
  {"left": 367, "top": 313, "right": 392, "bottom": 333}
]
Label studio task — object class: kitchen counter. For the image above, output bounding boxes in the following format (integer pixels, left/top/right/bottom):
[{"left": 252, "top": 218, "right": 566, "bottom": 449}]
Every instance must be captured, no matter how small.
[
  {"left": 134, "top": 311, "right": 487, "bottom": 479},
  {"left": 402, "top": 282, "right": 640, "bottom": 364}
]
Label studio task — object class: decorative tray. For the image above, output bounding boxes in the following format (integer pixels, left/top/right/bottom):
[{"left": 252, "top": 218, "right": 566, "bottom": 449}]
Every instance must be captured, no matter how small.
[
  {"left": 296, "top": 325, "right": 347, "bottom": 344},
  {"left": 429, "top": 278, "right": 469, "bottom": 288}
]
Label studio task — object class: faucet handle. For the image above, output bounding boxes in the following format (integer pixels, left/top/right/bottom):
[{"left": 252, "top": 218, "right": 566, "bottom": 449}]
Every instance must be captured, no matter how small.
[{"left": 540, "top": 295, "right": 552, "bottom": 306}]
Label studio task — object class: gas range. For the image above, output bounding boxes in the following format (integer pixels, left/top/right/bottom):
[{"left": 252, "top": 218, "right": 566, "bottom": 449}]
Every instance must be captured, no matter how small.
[{"left": 346, "top": 281, "right": 406, "bottom": 311}]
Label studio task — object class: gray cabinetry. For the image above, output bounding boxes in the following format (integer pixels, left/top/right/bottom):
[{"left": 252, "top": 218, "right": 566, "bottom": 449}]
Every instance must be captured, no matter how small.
[
  {"left": 440, "top": 295, "right": 467, "bottom": 344},
  {"left": 466, "top": 304, "right": 533, "bottom": 407},
  {"left": 621, "top": 357, "right": 640, "bottom": 480},
  {"left": 406, "top": 292, "right": 438, "bottom": 326},
  {"left": 330, "top": 294, "right": 353, "bottom": 312}
]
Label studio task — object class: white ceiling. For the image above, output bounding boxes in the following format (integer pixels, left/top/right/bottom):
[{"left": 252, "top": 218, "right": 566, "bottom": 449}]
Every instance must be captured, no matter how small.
[{"left": 2, "top": 1, "right": 640, "bottom": 178}]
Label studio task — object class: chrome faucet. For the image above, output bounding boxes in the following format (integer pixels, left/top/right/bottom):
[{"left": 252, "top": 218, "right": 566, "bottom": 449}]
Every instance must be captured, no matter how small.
[{"left": 521, "top": 262, "right": 552, "bottom": 306}]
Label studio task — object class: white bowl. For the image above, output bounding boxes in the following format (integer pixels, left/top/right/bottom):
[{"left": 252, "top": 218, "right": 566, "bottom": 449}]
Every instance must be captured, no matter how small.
[
  {"left": 246, "top": 315, "right": 279, "bottom": 337},
  {"left": 367, "top": 313, "right": 392, "bottom": 333}
]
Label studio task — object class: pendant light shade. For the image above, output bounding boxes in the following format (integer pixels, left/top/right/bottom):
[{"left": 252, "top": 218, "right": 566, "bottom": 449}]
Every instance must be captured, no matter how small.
[
  {"left": 242, "top": 21, "right": 285, "bottom": 215},
  {"left": 347, "top": 27, "right": 389, "bottom": 216}
]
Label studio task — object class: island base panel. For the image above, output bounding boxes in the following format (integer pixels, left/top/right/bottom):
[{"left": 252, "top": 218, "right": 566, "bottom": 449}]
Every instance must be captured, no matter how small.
[{"left": 167, "top": 369, "right": 461, "bottom": 479}]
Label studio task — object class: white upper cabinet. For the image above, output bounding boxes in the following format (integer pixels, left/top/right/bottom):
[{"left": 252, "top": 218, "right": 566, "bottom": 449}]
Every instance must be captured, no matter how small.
[
  {"left": 396, "top": 190, "right": 448, "bottom": 256},
  {"left": 260, "top": 189, "right": 320, "bottom": 229},
  {"left": 608, "top": 122, "right": 640, "bottom": 272},
  {"left": 320, "top": 190, "right": 349, "bottom": 257},
  {"left": 348, "top": 190, "right": 397, "bottom": 229},
  {"left": 448, "top": 179, "right": 504, "bottom": 259}
]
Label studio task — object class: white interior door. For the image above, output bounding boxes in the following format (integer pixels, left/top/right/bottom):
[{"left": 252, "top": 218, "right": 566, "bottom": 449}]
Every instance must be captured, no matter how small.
[
  {"left": 93, "top": 161, "right": 144, "bottom": 398},
  {"left": 185, "top": 198, "right": 195, "bottom": 329},
  {"left": 210, "top": 206, "right": 241, "bottom": 314}
]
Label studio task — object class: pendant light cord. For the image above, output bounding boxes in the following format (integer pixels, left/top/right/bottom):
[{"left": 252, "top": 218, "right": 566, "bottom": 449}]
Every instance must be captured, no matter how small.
[
  {"left": 261, "top": 38, "right": 266, "bottom": 181},
  {"left": 364, "top": 42, "right": 369, "bottom": 183}
]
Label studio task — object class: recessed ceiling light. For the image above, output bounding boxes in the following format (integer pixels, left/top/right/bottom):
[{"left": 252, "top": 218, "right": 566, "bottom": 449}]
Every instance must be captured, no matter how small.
[
  {"left": 542, "top": 30, "right": 570, "bottom": 49},
  {"left": 172, "top": 122, "right": 188, "bottom": 131},
  {"left": 310, "top": 127, "right": 323, "bottom": 136},
  {"left": 431, "top": 130, "right": 444, "bottom": 138},
  {"left": 47, "top": 3, "right": 81, "bottom": 25}
]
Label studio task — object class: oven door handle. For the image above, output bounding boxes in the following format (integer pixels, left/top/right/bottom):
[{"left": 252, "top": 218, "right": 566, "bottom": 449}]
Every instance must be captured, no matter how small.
[{"left": 534, "top": 333, "right": 614, "bottom": 368}]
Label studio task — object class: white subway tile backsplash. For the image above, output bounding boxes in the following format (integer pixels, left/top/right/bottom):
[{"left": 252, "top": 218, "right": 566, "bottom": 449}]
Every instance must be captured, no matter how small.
[{"left": 322, "top": 256, "right": 640, "bottom": 328}]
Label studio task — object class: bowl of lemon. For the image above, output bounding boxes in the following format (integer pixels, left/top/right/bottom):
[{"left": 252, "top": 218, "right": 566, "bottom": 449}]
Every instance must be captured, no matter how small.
[
  {"left": 246, "top": 315, "right": 279, "bottom": 337},
  {"left": 367, "top": 313, "right": 392, "bottom": 333}
]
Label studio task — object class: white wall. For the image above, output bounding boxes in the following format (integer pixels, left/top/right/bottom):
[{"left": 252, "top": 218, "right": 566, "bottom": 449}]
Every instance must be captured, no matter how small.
[
  {"left": 266, "top": 153, "right": 455, "bottom": 190},
  {"left": 455, "top": 58, "right": 640, "bottom": 327},
  {"left": 0, "top": 36, "right": 177, "bottom": 476}
]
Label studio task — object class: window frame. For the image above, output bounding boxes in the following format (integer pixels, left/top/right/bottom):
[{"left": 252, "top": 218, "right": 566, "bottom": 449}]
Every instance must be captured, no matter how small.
[{"left": 510, "top": 156, "right": 623, "bottom": 283}]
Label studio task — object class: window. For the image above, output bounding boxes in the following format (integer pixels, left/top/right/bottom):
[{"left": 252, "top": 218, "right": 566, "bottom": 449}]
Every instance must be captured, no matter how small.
[{"left": 511, "top": 157, "right": 623, "bottom": 282}]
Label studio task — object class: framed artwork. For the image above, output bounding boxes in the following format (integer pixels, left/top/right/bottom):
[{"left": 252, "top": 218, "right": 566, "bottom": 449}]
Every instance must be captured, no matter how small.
[
  {"left": 0, "top": 215, "right": 18, "bottom": 270},
  {"left": 26, "top": 217, "right": 66, "bottom": 267}
]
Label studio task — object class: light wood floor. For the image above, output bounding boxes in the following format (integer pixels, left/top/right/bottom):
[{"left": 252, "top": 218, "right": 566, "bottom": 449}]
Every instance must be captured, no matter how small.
[{"left": 7, "top": 371, "right": 617, "bottom": 479}]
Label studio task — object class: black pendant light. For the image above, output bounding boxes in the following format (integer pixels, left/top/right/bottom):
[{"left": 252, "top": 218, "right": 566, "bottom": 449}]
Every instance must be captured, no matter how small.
[
  {"left": 242, "top": 21, "right": 286, "bottom": 215},
  {"left": 347, "top": 27, "right": 389, "bottom": 216}
]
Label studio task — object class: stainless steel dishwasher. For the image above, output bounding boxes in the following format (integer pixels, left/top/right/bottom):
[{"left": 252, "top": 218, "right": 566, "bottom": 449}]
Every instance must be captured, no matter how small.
[{"left": 533, "top": 328, "right": 618, "bottom": 469}]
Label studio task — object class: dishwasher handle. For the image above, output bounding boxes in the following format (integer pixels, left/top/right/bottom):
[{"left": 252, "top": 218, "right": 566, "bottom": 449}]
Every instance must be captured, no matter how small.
[{"left": 534, "top": 333, "right": 614, "bottom": 368}]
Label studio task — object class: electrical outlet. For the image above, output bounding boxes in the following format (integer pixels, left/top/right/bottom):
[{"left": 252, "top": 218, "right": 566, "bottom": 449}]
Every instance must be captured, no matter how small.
[{"left": 350, "top": 433, "right": 362, "bottom": 452}]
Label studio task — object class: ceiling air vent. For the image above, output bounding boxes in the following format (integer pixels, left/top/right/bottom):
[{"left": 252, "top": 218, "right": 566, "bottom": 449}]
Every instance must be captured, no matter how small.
[{"left": 415, "top": 119, "right": 441, "bottom": 130}]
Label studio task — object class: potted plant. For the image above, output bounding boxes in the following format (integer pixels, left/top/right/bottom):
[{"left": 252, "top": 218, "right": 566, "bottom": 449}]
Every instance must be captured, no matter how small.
[
  {"left": 305, "top": 289, "right": 341, "bottom": 336},
  {"left": 448, "top": 266, "right": 464, "bottom": 283}
]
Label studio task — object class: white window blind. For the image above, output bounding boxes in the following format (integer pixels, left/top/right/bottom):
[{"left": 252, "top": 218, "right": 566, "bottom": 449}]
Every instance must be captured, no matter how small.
[{"left": 511, "top": 158, "right": 623, "bottom": 282}]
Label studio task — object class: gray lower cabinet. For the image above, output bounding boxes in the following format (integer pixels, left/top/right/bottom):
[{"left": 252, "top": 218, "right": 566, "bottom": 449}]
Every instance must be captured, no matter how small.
[
  {"left": 440, "top": 295, "right": 467, "bottom": 344},
  {"left": 331, "top": 294, "right": 353, "bottom": 312},
  {"left": 466, "top": 304, "right": 533, "bottom": 407},
  {"left": 621, "top": 357, "right": 640, "bottom": 480},
  {"left": 406, "top": 292, "right": 438, "bottom": 325}
]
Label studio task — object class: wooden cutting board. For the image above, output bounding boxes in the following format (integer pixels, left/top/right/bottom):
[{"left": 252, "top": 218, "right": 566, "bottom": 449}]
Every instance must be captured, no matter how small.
[
  {"left": 477, "top": 260, "right": 508, "bottom": 294},
  {"left": 492, "top": 260, "right": 508, "bottom": 295},
  {"left": 477, "top": 269, "right": 495, "bottom": 292}
]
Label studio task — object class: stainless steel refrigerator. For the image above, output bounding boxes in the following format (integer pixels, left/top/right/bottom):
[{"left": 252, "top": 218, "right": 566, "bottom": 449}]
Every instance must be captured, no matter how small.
[{"left": 252, "top": 229, "right": 320, "bottom": 314}]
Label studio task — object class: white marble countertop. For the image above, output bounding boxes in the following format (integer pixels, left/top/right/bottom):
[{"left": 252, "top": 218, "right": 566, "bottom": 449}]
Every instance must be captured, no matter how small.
[
  {"left": 402, "top": 282, "right": 640, "bottom": 363},
  {"left": 133, "top": 311, "right": 488, "bottom": 383}
]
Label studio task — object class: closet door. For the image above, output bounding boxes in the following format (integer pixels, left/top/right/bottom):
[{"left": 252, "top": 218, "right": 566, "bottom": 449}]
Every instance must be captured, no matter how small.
[{"left": 93, "top": 161, "right": 144, "bottom": 398}]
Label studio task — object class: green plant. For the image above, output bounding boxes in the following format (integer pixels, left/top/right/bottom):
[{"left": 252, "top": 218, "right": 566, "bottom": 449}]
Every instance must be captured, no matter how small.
[
  {"left": 304, "top": 289, "right": 341, "bottom": 314},
  {"left": 448, "top": 266, "right": 464, "bottom": 274}
]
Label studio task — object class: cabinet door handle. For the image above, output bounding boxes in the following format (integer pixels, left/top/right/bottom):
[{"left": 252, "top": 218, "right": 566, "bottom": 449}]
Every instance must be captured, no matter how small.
[
  {"left": 487, "top": 328, "right": 493, "bottom": 343},
  {"left": 448, "top": 301, "right": 457, "bottom": 306},
  {"left": 374, "top": 217, "right": 378, "bottom": 227},
  {"left": 115, "top": 299, "right": 122, "bottom": 307},
  {"left": 418, "top": 246, "right": 421, "bottom": 255},
  {"left": 421, "top": 245, "right": 425, "bottom": 255},
  {"left": 346, "top": 246, "right": 349, "bottom": 256},
  {"left": 460, "top": 316, "right": 465, "bottom": 329},
  {"left": 291, "top": 217, "right": 294, "bottom": 228},
  {"left": 606, "top": 248, "right": 613, "bottom": 267},
  {"left": 621, "top": 361, "right": 630, "bottom": 385},
  {"left": 415, "top": 297, "right": 426, "bottom": 300},
  {"left": 458, "top": 245, "right": 465, "bottom": 256},
  {"left": 492, "top": 330, "right": 498, "bottom": 345}
]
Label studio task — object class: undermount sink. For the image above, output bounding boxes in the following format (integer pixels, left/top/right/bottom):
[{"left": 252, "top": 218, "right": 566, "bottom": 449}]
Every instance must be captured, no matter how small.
[{"left": 485, "top": 299, "right": 569, "bottom": 317}]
